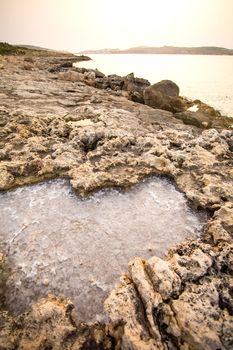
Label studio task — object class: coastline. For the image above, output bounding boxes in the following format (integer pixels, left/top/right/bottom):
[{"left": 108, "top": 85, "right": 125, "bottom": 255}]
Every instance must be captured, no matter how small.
[
  {"left": 0, "top": 50, "right": 232, "bottom": 349},
  {"left": 80, "top": 45, "right": 233, "bottom": 55},
  {"left": 74, "top": 53, "right": 233, "bottom": 120}
]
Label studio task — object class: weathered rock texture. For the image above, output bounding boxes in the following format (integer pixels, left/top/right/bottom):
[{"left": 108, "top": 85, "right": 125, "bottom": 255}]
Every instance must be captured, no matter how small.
[
  {"left": 0, "top": 292, "right": 114, "bottom": 349},
  {"left": 0, "top": 53, "right": 232, "bottom": 349},
  {"left": 105, "top": 238, "right": 233, "bottom": 350}
]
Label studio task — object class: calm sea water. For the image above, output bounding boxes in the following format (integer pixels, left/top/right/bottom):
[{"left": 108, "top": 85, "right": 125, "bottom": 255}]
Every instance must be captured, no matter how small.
[{"left": 75, "top": 54, "right": 233, "bottom": 118}]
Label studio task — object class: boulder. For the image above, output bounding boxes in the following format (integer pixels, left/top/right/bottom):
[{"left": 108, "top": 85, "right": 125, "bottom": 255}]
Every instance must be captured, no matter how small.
[
  {"left": 144, "top": 80, "right": 184, "bottom": 113},
  {"left": 148, "top": 79, "right": 179, "bottom": 97}
]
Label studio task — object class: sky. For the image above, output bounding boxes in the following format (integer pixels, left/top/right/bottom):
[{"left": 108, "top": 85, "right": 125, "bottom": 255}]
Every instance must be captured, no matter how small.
[{"left": 1, "top": 0, "right": 233, "bottom": 52}]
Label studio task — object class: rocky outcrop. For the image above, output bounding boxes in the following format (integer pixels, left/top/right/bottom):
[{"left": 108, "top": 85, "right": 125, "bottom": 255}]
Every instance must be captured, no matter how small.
[
  {"left": 49, "top": 56, "right": 90, "bottom": 73},
  {"left": 0, "top": 293, "right": 113, "bottom": 349},
  {"left": 68, "top": 66, "right": 232, "bottom": 129},
  {"left": 175, "top": 99, "right": 233, "bottom": 129},
  {"left": 55, "top": 61, "right": 232, "bottom": 128},
  {"left": 67, "top": 69, "right": 150, "bottom": 103},
  {"left": 0, "top": 53, "right": 232, "bottom": 349},
  {"left": 123, "top": 73, "right": 150, "bottom": 103},
  {"left": 105, "top": 236, "right": 233, "bottom": 350}
]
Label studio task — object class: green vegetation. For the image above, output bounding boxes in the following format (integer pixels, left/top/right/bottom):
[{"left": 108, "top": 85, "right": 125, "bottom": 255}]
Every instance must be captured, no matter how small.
[
  {"left": 0, "top": 42, "right": 27, "bottom": 55},
  {"left": 0, "top": 42, "right": 76, "bottom": 58}
]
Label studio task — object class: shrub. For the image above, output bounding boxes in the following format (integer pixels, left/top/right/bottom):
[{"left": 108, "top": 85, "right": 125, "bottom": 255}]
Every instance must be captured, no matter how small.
[{"left": 0, "top": 42, "right": 26, "bottom": 55}]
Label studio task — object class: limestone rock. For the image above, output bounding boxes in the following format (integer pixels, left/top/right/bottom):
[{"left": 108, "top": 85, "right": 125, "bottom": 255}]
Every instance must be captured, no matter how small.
[
  {"left": 145, "top": 256, "right": 181, "bottom": 299},
  {"left": 105, "top": 275, "right": 164, "bottom": 350},
  {"left": 105, "top": 241, "right": 233, "bottom": 350},
  {"left": 171, "top": 281, "right": 224, "bottom": 350},
  {"left": 0, "top": 295, "right": 113, "bottom": 350},
  {"left": 0, "top": 167, "right": 14, "bottom": 190},
  {"left": 123, "top": 73, "right": 151, "bottom": 103},
  {"left": 58, "top": 70, "right": 85, "bottom": 82},
  {"left": 0, "top": 52, "right": 233, "bottom": 349},
  {"left": 169, "top": 247, "right": 213, "bottom": 282}
]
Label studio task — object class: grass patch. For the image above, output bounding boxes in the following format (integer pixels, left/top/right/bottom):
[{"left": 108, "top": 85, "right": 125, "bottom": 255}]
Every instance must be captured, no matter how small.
[{"left": 0, "top": 42, "right": 27, "bottom": 55}]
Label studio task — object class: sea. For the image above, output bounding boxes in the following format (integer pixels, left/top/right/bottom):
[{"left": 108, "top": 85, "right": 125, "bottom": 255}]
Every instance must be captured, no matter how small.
[{"left": 75, "top": 54, "right": 233, "bottom": 119}]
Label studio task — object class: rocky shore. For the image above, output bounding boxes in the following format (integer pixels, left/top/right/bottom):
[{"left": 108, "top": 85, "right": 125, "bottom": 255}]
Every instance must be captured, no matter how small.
[{"left": 0, "top": 51, "right": 232, "bottom": 349}]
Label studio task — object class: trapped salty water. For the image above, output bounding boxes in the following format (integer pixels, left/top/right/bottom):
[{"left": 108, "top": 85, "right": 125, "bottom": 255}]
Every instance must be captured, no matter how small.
[{"left": 0, "top": 177, "right": 207, "bottom": 323}]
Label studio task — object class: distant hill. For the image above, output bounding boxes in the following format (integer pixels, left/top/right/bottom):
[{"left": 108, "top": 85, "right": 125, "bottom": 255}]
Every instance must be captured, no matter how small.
[{"left": 80, "top": 46, "right": 233, "bottom": 55}]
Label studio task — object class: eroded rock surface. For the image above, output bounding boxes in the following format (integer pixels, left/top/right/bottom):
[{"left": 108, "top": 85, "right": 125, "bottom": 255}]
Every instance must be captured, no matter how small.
[
  {"left": 0, "top": 53, "right": 232, "bottom": 349},
  {"left": 105, "top": 238, "right": 233, "bottom": 350},
  {"left": 0, "top": 293, "right": 114, "bottom": 350}
]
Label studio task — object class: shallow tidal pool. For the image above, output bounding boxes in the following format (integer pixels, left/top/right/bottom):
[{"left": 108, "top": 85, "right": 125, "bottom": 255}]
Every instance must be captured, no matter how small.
[{"left": 0, "top": 177, "right": 207, "bottom": 323}]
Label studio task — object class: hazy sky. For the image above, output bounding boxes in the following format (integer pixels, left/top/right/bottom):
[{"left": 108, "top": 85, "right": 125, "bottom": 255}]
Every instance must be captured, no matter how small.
[{"left": 1, "top": 0, "right": 233, "bottom": 52}]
